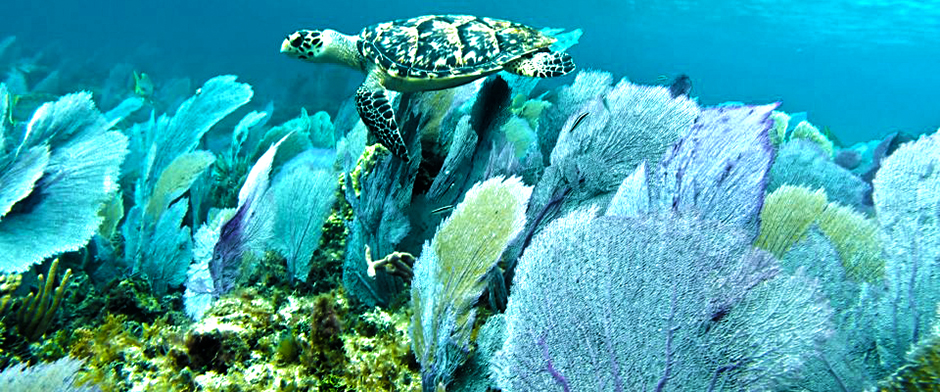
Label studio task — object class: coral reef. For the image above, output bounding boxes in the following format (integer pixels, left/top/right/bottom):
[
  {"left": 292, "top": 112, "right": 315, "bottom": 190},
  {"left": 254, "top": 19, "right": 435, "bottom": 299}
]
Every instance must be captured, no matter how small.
[{"left": 68, "top": 285, "right": 419, "bottom": 392}]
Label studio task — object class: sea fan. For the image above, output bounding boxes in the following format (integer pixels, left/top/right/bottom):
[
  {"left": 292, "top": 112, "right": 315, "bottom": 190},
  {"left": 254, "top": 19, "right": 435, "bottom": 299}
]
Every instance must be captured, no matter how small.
[
  {"left": 0, "top": 90, "right": 127, "bottom": 274},
  {"left": 412, "top": 176, "right": 531, "bottom": 390}
]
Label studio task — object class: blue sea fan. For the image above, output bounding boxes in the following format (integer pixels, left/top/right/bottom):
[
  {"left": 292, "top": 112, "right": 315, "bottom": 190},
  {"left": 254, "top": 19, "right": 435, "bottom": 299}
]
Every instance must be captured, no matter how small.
[
  {"left": 606, "top": 103, "right": 778, "bottom": 234},
  {"left": 183, "top": 134, "right": 286, "bottom": 319},
  {"left": 185, "top": 208, "right": 235, "bottom": 320},
  {"left": 123, "top": 75, "right": 251, "bottom": 294},
  {"left": 0, "top": 146, "right": 48, "bottom": 221},
  {"left": 872, "top": 128, "right": 940, "bottom": 375},
  {"left": 0, "top": 90, "right": 128, "bottom": 274},
  {"left": 0, "top": 356, "right": 99, "bottom": 392},
  {"left": 523, "top": 75, "right": 699, "bottom": 248},
  {"left": 548, "top": 77, "right": 699, "bottom": 201},
  {"left": 145, "top": 75, "right": 252, "bottom": 185},
  {"left": 778, "top": 228, "right": 877, "bottom": 390},
  {"left": 143, "top": 198, "right": 192, "bottom": 296},
  {"left": 342, "top": 148, "right": 418, "bottom": 307},
  {"left": 503, "top": 75, "right": 700, "bottom": 281},
  {"left": 769, "top": 139, "right": 871, "bottom": 210},
  {"left": 605, "top": 160, "right": 649, "bottom": 218},
  {"left": 103, "top": 96, "right": 145, "bottom": 128},
  {"left": 269, "top": 149, "right": 337, "bottom": 284}
]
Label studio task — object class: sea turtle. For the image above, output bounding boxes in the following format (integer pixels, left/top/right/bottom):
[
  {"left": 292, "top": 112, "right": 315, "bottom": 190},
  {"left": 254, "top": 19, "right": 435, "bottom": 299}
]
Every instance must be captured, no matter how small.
[{"left": 281, "top": 14, "right": 576, "bottom": 161}]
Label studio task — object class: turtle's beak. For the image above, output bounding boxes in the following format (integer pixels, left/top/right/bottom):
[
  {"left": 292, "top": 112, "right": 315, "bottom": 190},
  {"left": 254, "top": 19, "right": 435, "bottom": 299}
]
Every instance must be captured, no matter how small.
[{"left": 280, "top": 38, "right": 292, "bottom": 53}]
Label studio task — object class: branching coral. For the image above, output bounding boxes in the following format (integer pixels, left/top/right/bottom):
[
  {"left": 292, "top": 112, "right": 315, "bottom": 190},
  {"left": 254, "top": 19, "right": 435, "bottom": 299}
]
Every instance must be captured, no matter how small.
[
  {"left": 0, "top": 273, "right": 21, "bottom": 315},
  {"left": 343, "top": 306, "right": 421, "bottom": 391},
  {"left": 70, "top": 313, "right": 149, "bottom": 391},
  {"left": 365, "top": 244, "right": 415, "bottom": 281},
  {"left": 15, "top": 258, "right": 73, "bottom": 342},
  {"left": 71, "top": 284, "right": 419, "bottom": 391}
]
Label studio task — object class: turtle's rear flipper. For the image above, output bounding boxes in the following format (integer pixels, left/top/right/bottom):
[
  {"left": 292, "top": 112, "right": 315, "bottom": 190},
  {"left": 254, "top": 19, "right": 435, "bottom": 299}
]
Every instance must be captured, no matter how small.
[
  {"left": 505, "top": 50, "right": 575, "bottom": 78},
  {"left": 355, "top": 75, "right": 410, "bottom": 161}
]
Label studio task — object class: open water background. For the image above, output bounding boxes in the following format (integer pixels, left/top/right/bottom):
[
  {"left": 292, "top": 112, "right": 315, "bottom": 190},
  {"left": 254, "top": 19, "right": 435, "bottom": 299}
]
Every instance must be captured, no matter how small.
[{"left": 2, "top": 0, "right": 938, "bottom": 144}]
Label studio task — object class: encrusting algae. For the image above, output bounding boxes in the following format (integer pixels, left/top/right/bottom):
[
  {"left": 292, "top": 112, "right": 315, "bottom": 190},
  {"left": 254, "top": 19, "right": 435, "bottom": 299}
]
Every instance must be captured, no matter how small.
[{"left": 66, "top": 284, "right": 420, "bottom": 391}]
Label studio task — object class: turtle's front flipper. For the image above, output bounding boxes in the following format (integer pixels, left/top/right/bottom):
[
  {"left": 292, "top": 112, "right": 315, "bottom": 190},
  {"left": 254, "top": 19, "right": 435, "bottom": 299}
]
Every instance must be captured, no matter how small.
[
  {"left": 355, "top": 74, "right": 410, "bottom": 161},
  {"left": 505, "top": 50, "right": 576, "bottom": 78}
]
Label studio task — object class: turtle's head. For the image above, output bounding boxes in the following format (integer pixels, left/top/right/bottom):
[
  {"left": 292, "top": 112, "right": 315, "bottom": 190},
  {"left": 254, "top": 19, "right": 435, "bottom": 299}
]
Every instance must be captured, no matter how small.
[
  {"left": 281, "top": 29, "right": 359, "bottom": 68},
  {"left": 281, "top": 29, "right": 326, "bottom": 61}
]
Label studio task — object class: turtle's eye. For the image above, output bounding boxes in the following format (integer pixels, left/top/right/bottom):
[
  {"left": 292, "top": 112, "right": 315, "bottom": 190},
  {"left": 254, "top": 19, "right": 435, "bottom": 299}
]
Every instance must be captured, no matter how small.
[{"left": 290, "top": 34, "right": 304, "bottom": 48}]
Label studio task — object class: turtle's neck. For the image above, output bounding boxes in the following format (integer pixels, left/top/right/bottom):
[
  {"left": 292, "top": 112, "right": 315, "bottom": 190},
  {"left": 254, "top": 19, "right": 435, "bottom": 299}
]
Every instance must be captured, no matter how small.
[{"left": 322, "top": 30, "right": 365, "bottom": 72}]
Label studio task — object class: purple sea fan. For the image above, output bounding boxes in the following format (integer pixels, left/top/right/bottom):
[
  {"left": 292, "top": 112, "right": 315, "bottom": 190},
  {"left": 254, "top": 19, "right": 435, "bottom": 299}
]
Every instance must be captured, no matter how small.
[
  {"left": 208, "top": 133, "right": 284, "bottom": 295},
  {"left": 184, "top": 133, "right": 286, "bottom": 319},
  {"left": 652, "top": 103, "right": 778, "bottom": 241},
  {"left": 493, "top": 207, "right": 832, "bottom": 392}
]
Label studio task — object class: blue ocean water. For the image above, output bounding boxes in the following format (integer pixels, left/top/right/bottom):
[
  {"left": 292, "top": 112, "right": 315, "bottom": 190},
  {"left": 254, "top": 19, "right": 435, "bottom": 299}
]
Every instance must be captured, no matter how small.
[{"left": 2, "top": 0, "right": 937, "bottom": 143}]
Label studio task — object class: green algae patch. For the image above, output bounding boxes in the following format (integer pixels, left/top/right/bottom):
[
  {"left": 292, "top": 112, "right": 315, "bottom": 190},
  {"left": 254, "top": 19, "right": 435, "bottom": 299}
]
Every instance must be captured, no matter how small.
[{"left": 66, "top": 283, "right": 418, "bottom": 391}]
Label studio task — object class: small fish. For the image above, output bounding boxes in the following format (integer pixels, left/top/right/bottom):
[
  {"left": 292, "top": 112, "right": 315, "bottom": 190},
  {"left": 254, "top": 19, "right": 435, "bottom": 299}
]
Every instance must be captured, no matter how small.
[
  {"left": 133, "top": 71, "right": 154, "bottom": 98},
  {"left": 430, "top": 205, "right": 453, "bottom": 215},
  {"left": 668, "top": 74, "right": 692, "bottom": 98},
  {"left": 568, "top": 112, "right": 590, "bottom": 133}
]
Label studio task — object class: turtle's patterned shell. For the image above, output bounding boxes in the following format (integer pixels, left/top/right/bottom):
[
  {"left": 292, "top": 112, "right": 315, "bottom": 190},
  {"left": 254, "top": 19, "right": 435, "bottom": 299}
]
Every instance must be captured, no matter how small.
[{"left": 357, "top": 15, "right": 555, "bottom": 80}]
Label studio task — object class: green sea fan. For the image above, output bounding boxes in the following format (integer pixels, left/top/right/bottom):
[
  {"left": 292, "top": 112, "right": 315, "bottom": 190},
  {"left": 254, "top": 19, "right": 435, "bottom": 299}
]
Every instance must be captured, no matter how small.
[
  {"left": 816, "top": 202, "right": 884, "bottom": 282},
  {"left": 411, "top": 176, "right": 531, "bottom": 391},
  {"left": 754, "top": 185, "right": 827, "bottom": 258},
  {"left": 145, "top": 150, "right": 215, "bottom": 219},
  {"left": 768, "top": 110, "right": 789, "bottom": 146},
  {"left": 790, "top": 120, "right": 834, "bottom": 157},
  {"left": 756, "top": 184, "right": 884, "bottom": 282}
]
